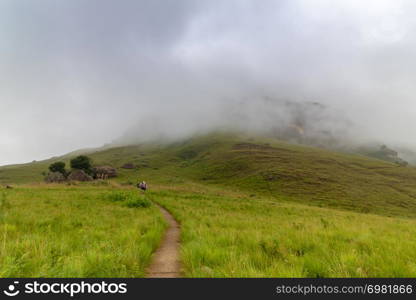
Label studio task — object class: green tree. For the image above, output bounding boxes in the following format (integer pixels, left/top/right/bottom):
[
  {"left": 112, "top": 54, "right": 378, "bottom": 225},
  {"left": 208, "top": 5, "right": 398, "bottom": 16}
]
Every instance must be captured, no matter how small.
[
  {"left": 70, "top": 155, "right": 92, "bottom": 174},
  {"left": 48, "top": 161, "right": 67, "bottom": 176}
]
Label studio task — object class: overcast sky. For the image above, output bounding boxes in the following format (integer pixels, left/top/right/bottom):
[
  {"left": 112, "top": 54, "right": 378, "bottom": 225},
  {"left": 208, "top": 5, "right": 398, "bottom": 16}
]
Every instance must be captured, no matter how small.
[{"left": 1, "top": 0, "right": 416, "bottom": 165}]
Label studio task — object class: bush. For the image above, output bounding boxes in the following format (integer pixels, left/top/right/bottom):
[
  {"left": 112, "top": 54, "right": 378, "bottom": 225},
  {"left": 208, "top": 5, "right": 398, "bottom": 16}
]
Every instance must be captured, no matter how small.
[
  {"left": 70, "top": 156, "right": 92, "bottom": 174},
  {"left": 125, "top": 197, "right": 152, "bottom": 208},
  {"left": 48, "top": 162, "right": 66, "bottom": 176},
  {"left": 105, "top": 191, "right": 151, "bottom": 208}
]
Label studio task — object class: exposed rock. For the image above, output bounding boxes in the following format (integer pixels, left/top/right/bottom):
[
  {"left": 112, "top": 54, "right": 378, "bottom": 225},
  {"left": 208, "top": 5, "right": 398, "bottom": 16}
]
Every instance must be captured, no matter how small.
[
  {"left": 93, "top": 166, "right": 117, "bottom": 179},
  {"left": 121, "top": 163, "right": 136, "bottom": 169},
  {"left": 45, "top": 172, "right": 66, "bottom": 183},
  {"left": 380, "top": 145, "right": 398, "bottom": 157},
  {"left": 378, "top": 145, "right": 408, "bottom": 166},
  {"left": 395, "top": 158, "right": 409, "bottom": 167},
  {"left": 67, "top": 169, "right": 93, "bottom": 182}
]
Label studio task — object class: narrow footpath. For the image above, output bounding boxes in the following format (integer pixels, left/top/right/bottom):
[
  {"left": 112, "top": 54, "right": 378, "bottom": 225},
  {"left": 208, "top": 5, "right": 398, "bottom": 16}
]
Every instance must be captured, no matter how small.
[{"left": 146, "top": 204, "right": 181, "bottom": 278}]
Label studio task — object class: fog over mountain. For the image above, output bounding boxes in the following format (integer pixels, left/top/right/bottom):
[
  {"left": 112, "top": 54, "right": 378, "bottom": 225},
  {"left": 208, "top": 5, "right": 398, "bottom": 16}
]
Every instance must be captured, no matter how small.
[{"left": 1, "top": 0, "right": 416, "bottom": 165}]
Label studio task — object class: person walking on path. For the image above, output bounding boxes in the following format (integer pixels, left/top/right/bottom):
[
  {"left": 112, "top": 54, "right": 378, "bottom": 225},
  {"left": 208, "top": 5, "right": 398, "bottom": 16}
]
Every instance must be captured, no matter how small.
[{"left": 137, "top": 181, "right": 147, "bottom": 193}]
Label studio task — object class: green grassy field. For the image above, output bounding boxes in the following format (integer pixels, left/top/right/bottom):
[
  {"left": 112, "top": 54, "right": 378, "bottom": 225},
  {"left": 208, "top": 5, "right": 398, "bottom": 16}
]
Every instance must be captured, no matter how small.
[
  {"left": 152, "top": 185, "right": 416, "bottom": 277},
  {"left": 1, "top": 132, "right": 416, "bottom": 277},
  {"left": 0, "top": 185, "right": 165, "bottom": 277}
]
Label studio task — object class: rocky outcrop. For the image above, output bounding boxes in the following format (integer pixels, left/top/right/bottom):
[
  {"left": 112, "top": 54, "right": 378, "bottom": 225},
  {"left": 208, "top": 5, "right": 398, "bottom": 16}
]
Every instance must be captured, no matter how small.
[
  {"left": 377, "top": 145, "right": 408, "bottom": 166},
  {"left": 380, "top": 145, "right": 398, "bottom": 157},
  {"left": 93, "top": 166, "right": 117, "bottom": 179},
  {"left": 67, "top": 169, "right": 93, "bottom": 181},
  {"left": 45, "top": 172, "right": 66, "bottom": 183}
]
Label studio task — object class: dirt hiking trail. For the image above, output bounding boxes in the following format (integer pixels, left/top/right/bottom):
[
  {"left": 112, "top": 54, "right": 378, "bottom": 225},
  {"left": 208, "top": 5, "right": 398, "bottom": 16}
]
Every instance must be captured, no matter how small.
[{"left": 146, "top": 204, "right": 181, "bottom": 278}]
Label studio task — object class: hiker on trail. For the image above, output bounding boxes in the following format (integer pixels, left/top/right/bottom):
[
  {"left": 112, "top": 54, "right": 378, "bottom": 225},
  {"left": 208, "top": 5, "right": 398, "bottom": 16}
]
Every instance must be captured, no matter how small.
[{"left": 138, "top": 181, "right": 147, "bottom": 192}]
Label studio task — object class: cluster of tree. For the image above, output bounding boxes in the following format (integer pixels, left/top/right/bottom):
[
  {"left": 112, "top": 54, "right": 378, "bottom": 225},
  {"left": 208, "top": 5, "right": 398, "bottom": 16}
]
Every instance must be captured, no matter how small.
[
  {"left": 48, "top": 155, "right": 92, "bottom": 178},
  {"left": 46, "top": 155, "right": 117, "bottom": 182}
]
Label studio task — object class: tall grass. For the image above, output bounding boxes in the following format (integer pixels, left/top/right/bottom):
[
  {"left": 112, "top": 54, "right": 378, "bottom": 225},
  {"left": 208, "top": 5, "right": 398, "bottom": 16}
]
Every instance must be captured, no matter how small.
[
  {"left": 153, "top": 187, "right": 416, "bottom": 277},
  {"left": 2, "top": 183, "right": 416, "bottom": 277},
  {"left": 0, "top": 186, "right": 165, "bottom": 277},
  {"left": 105, "top": 191, "right": 152, "bottom": 208}
]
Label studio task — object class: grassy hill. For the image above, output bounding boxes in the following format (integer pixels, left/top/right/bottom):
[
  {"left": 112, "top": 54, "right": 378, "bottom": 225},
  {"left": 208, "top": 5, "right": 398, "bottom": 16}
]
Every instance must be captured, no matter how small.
[
  {"left": 2, "top": 131, "right": 416, "bottom": 218},
  {"left": 2, "top": 132, "right": 416, "bottom": 277}
]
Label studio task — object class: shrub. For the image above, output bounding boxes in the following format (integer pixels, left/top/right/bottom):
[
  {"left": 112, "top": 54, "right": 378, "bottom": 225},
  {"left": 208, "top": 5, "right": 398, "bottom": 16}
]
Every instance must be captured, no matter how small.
[
  {"left": 70, "top": 156, "right": 92, "bottom": 174},
  {"left": 105, "top": 191, "right": 151, "bottom": 208},
  {"left": 125, "top": 197, "right": 151, "bottom": 208},
  {"left": 48, "top": 162, "right": 67, "bottom": 176}
]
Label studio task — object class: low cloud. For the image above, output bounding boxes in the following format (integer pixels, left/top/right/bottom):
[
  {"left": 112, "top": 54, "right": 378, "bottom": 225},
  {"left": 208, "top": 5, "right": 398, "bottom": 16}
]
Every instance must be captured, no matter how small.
[{"left": 1, "top": 0, "right": 416, "bottom": 164}]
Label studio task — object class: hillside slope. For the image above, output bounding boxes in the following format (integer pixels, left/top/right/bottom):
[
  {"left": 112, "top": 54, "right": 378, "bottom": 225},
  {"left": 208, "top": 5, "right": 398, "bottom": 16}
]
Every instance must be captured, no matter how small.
[{"left": 2, "top": 132, "right": 416, "bottom": 218}]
